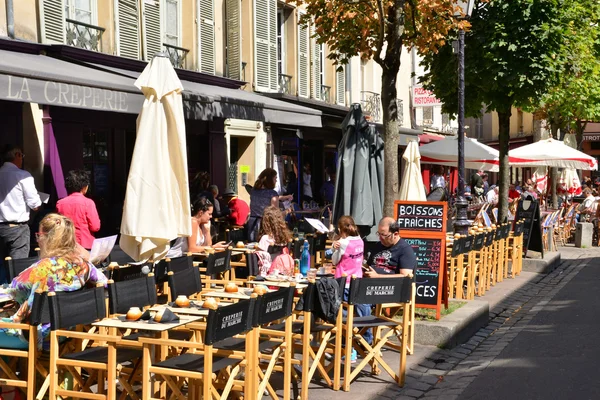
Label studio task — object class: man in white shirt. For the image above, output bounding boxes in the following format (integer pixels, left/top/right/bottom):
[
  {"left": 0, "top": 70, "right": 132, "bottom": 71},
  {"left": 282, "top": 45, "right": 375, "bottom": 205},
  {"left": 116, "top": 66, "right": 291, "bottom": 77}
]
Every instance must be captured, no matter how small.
[
  {"left": 0, "top": 145, "right": 42, "bottom": 263},
  {"left": 302, "top": 162, "right": 313, "bottom": 202},
  {"left": 486, "top": 185, "right": 499, "bottom": 205}
]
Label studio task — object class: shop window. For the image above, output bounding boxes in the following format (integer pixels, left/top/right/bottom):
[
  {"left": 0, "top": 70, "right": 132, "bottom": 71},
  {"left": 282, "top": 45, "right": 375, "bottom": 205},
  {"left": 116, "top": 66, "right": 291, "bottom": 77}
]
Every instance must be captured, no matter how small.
[
  {"left": 83, "top": 128, "right": 110, "bottom": 198},
  {"left": 422, "top": 107, "right": 433, "bottom": 126},
  {"left": 590, "top": 142, "right": 600, "bottom": 151}
]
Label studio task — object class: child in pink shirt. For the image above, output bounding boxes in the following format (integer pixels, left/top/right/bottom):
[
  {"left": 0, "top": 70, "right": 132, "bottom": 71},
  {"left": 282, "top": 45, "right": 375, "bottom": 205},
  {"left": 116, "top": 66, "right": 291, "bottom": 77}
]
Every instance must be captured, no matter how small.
[{"left": 332, "top": 216, "right": 364, "bottom": 283}]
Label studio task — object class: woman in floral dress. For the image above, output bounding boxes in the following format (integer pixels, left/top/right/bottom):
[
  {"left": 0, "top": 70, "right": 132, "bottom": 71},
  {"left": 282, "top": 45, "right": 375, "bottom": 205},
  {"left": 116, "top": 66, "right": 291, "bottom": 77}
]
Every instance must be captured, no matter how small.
[{"left": 0, "top": 213, "right": 107, "bottom": 350}]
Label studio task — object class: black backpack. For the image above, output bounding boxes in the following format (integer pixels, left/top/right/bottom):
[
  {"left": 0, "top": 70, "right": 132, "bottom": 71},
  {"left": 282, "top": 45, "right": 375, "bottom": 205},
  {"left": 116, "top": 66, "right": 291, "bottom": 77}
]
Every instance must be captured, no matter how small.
[{"left": 313, "top": 278, "right": 341, "bottom": 324}]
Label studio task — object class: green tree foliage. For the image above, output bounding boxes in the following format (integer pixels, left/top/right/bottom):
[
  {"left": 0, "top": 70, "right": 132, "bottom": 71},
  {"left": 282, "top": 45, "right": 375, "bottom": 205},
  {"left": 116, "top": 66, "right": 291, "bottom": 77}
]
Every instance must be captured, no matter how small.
[
  {"left": 296, "top": 0, "right": 465, "bottom": 217},
  {"left": 419, "top": 0, "right": 571, "bottom": 222}
]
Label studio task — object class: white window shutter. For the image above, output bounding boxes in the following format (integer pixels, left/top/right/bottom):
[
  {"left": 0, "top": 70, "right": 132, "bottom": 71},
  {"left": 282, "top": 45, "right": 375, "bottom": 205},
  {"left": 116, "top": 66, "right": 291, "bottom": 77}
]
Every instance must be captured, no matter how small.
[
  {"left": 39, "top": 0, "right": 66, "bottom": 44},
  {"left": 297, "top": 17, "right": 309, "bottom": 98},
  {"left": 336, "top": 66, "right": 345, "bottom": 106},
  {"left": 143, "top": 0, "right": 162, "bottom": 61},
  {"left": 254, "top": 0, "right": 270, "bottom": 92},
  {"left": 268, "top": 0, "right": 278, "bottom": 92},
  {"left": 198, "top": 0, "right": 216, "bottom": 74},
  {"left": 117, "top": 0, "right": 140, "bottom": 59},
  {"left": 226, "top": 0, "right": 241, "bottom": 80},
  {"left": 310, "top": 23, "right": 322, "bottom": 100}
]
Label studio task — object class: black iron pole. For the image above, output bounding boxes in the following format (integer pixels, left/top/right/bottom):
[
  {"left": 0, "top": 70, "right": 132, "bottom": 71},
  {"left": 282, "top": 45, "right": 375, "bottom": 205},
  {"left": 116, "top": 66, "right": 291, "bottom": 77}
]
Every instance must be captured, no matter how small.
[{"left": 454, "top": 29, "right": 470, "bottom": 235}]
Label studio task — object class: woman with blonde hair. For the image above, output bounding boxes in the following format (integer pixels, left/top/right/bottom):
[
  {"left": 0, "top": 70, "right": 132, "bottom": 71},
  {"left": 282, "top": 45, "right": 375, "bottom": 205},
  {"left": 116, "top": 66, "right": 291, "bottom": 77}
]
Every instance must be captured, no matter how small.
[
  {"left": 257, "top": 206, "right": 292, "bottom": 252},
  {"left": 0, "top": 213, "right": 107, "bottom": 350}
]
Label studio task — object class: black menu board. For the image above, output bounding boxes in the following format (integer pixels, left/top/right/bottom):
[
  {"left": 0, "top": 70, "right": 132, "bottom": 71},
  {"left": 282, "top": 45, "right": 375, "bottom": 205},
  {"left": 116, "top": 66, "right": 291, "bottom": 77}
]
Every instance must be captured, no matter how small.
[
  {"left": 395, "top": 202, "right": 446, "bottom": 233},
  {"left": 514, "top": 199, "right": 543, "bottom": 257},
  {"left": 404, "top": 237, "right": 444, "bottom": 306}
]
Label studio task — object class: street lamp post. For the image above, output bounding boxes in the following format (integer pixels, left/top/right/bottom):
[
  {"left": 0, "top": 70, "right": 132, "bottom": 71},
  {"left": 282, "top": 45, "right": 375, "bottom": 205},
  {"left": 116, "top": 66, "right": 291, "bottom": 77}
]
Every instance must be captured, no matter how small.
[{"left": 453, "top": 0, "right": 475, "bottom": 236}]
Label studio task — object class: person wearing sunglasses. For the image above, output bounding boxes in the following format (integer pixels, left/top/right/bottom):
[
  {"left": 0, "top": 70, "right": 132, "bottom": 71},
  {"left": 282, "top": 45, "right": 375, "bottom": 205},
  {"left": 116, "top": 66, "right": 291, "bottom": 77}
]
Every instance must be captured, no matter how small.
[
  {"left": 0, "top": 145, "right": 42, "bottom": 276},
  {"left": 364, "top": 217, "right": 416, "bottom": 278}
]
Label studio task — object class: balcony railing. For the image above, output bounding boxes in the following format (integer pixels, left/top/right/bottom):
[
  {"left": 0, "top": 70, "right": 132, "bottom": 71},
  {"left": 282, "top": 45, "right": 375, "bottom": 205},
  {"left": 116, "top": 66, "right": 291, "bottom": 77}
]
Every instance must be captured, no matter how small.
[
  {"left": 321, "top": 85, "right": 331, "bottom": 104},
  {"left": 279, "top": 74, "right": 293, "bottom": 95},
  {"left": 361, "top": 91, "right": 382, "bottom": 122},
  {"left": 65, "top": 18, "right": 105, "bottom": 52},
  {"left": 164, "top": 43, "right": 189, "bottom": 69}
]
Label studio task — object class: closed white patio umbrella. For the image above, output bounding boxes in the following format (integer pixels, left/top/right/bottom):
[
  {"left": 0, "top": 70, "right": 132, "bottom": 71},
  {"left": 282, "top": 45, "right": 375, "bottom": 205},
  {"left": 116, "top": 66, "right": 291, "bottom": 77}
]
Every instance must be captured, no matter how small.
[
  {"left": 120, "top": 54, "right": 191, "bottom": 261},
  {"left": 509, "top": 138, "right": 598, "bottom": 170},
  {"left": 399, "top": 140, "right": 427, "bottom": 201},
  {"left": 419, "top": 136, "right": 501, "bottom": 172}
]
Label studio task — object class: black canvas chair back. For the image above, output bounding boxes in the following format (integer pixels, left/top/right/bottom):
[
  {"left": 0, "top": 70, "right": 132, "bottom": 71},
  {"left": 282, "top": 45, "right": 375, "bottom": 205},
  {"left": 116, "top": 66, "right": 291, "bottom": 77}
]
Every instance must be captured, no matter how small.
[
  {"left": 246, "top": 252, "right": 260, "bottom": 277},
  {"left": 154, "top": 254, "right": 193, "bottom": 283},
  {"left": 295, "top": 281, "right": 317, "bottom": 312},
  {"left": 254, "top": 287, "right": 295, "bottom": 326},
  {"left": 348, "top": 276, "right": 412, "bottom": 306},
  {"left": 111, "top": 263, "right": 149, "bottom": 282},
  {"left": 107, "top": 244, "right": 135, "bottom": 265},
  {"left": 167, "top": 267, "right": 202, "bottom": 301},
  {"left": 226, "top": 228, "right": 247, "bottom": 243},
  {"left": 47, "top": 286, "right": 106, "bottom": 330},
  {"left": 6, "top": 256, "right": 38, "bottom": 281},
  {"left": 204, "top": 297, "right": 255, "bottom": 345},
  {"left": 108, "top": 275, "right": 158, "bottom": 315},
  {"left": 29, "top": 290, "right": 50, "bottom": 326},
  {"left": 204, "top": 249, "right": 232, "bottom": 277}
]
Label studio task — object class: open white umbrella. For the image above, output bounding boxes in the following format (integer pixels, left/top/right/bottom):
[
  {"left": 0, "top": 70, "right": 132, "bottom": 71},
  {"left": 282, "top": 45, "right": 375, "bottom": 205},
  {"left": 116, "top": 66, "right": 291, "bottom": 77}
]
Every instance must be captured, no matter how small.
[
  {"left": 531, "top": 166, "right": 548, "bottom": 193},
  {"left": 419, "top": 136, "right": 501, "bottom": 172},
  {"left": 120, "top": 54, "right": 191, "bottom": 261},
  {"left": 509, "top": 138, "right": 598, "bottom": 170},
  {"left": 399, "top": 140, "right": 427, "bottom": 201}
]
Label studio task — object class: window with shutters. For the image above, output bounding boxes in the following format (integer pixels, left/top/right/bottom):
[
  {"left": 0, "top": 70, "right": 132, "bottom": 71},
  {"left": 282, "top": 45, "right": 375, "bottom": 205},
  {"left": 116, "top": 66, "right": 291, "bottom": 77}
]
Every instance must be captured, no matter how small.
[
  {"left": 226, "top": 0, "right": 242, "bottom": 80},
  {"left": 254, "top": 0, "right": 278, "bottom": 92},
  {"left": 297, "top": 18, "right": 309, "bottom": 98},
  {"left": 143, "top": 0, "right": 163, "bottom": 61},
  {"left": 62, "top": 0, "right": 105, "bottom": 51},
  {"left": 277, "top": 9, "right": 286, "bottom": 76},
  {"left": 310, "top": 24, "right": 322, "bottom": 100},
  {"left": 336, "top": 66, "right": 345, "bottom": 106},
  {"left": 116, "top": 0, "right": 141, "bottom": 59},
  {"left": 164, "top": 0, "right": 179, "bottom": 46},
  {"left": 39, "top": 0, "right": 66, "bottom": 44},
  {"left": 198, "top": 0, "right": 215, "bottom": 74}
]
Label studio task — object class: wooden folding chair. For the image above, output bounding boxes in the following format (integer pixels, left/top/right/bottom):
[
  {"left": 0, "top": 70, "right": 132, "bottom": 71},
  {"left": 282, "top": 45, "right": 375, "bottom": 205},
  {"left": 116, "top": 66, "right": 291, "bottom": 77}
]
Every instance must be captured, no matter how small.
[
  {"left": 4, "top": 255, "right": 39, "bottom": 281},
  {"left": 0, "top": 290, "right": 46, "bottom": 399},
  {"left": 47, "top": 284, "right": 142, "bottom": 399},
  {"left": 507, "top": 221, "right": 524, "bottom": 277},
  {"left": 339, "top": 276, "right": 413, "bottom": 391},
  {"left": 167, "top": 267, "right": 203, "bottom": 301},
  {"left": 140, "top": 296, "right": 257, "bottom": 400},
  {"left": 202, "top": 249, "right": 235, "bottom": 287}
]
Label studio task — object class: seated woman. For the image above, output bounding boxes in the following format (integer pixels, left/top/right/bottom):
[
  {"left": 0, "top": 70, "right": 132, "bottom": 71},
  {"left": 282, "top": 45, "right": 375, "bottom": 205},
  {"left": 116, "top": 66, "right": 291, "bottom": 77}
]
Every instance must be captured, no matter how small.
[
  {"left": 169, "top": 197, "right": 228, "bottom": 256},
  {"left": 256, "top": 206, "right": 293, "bottom": 276},
  {"left": 0, "top": 213, "right": 108, "bottom": 350}
]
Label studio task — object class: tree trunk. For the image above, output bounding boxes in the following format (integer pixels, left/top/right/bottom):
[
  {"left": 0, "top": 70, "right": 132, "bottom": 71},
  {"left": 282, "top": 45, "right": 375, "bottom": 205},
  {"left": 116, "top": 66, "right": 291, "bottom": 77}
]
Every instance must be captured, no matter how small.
[
  {"left": 550, "top": 123, "right": 559, "bottom": 208},
  {"left": 381, "top": 68, "right": 400, "bottom": 218},
  {"left": 497, "top": 110, "right": 511, "bottom": 223},
  {"left": 575, "top": 119, "right": 587, "bottom": 150}
]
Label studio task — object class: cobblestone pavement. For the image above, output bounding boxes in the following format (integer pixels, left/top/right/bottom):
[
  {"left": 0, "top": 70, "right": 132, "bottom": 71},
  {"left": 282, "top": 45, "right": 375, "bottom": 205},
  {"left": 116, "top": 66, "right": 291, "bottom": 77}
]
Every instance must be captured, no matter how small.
[{"left": 306, "top": 245, "right": 599, "bottom": 400}]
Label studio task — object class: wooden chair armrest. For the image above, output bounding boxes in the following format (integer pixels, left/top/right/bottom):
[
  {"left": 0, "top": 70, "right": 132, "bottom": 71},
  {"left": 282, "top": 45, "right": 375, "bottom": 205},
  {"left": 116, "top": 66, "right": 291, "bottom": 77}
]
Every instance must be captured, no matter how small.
[
  {"left": 138, "top": 336, "right": 205, "bottom": 350},
  {"left": 0, "top": 321, "right": 31, "bottom": 330},
  {"left": 55, "top": 330, "right": 122, "bottom": 343}
]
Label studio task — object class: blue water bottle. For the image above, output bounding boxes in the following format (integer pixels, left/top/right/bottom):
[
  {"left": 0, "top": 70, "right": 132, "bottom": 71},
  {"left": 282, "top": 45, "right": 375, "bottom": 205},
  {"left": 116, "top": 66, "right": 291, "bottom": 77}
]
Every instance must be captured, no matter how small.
[{"left": 300, "top": 240, "right": 310, "bottom": 276}]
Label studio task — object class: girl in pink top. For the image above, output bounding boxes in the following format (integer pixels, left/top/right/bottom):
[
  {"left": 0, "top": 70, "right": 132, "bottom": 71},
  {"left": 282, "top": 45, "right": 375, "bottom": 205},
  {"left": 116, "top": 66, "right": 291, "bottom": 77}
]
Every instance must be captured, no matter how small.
[{"left": 332, "top": 216, "right": 364, "bottom": 284}]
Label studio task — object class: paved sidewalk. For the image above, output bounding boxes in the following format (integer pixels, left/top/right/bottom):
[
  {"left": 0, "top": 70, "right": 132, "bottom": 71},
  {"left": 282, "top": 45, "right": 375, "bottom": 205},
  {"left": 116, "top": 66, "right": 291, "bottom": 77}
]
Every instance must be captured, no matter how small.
[{"left": 305, "top": 245, "right": 599, "bottom": 400}]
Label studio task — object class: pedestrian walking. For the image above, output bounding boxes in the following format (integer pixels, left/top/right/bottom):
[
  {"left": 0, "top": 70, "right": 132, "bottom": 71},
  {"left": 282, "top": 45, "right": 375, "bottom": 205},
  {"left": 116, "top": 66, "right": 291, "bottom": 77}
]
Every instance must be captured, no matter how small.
[{"left": 0, "top": 145, "right": 42, "bottom": 280}]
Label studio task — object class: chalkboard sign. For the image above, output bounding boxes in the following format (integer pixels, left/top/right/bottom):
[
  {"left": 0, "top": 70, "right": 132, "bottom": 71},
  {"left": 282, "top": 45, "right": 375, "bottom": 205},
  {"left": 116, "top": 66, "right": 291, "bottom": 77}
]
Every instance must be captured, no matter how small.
[
  {"left": 472, "top": 234, "right": 485, "bottom": 251},
  {"left": 451, "top": 237, "right": 466, "bottom": 257},
  {"left": 404, "top": 237, "right": 444, "bottom": 306},
  {"left": 515, "top": 199, "right": 544, "bottom": 257},
  {"left": 395, "top": 202, "right": 446, "bottom": 233}
]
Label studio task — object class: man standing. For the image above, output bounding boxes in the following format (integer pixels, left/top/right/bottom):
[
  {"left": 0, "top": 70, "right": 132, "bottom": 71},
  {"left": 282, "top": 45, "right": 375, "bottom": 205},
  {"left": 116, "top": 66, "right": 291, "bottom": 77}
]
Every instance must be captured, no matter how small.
[
  {"left": 470, "top": 170, "right": 485, "bottom": 199},
  {"left": 364, "top": 217, "right": 417, "bottom": 278},
  {"left": 0, "top": 145, "right": 42, "bottom": 260}
]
